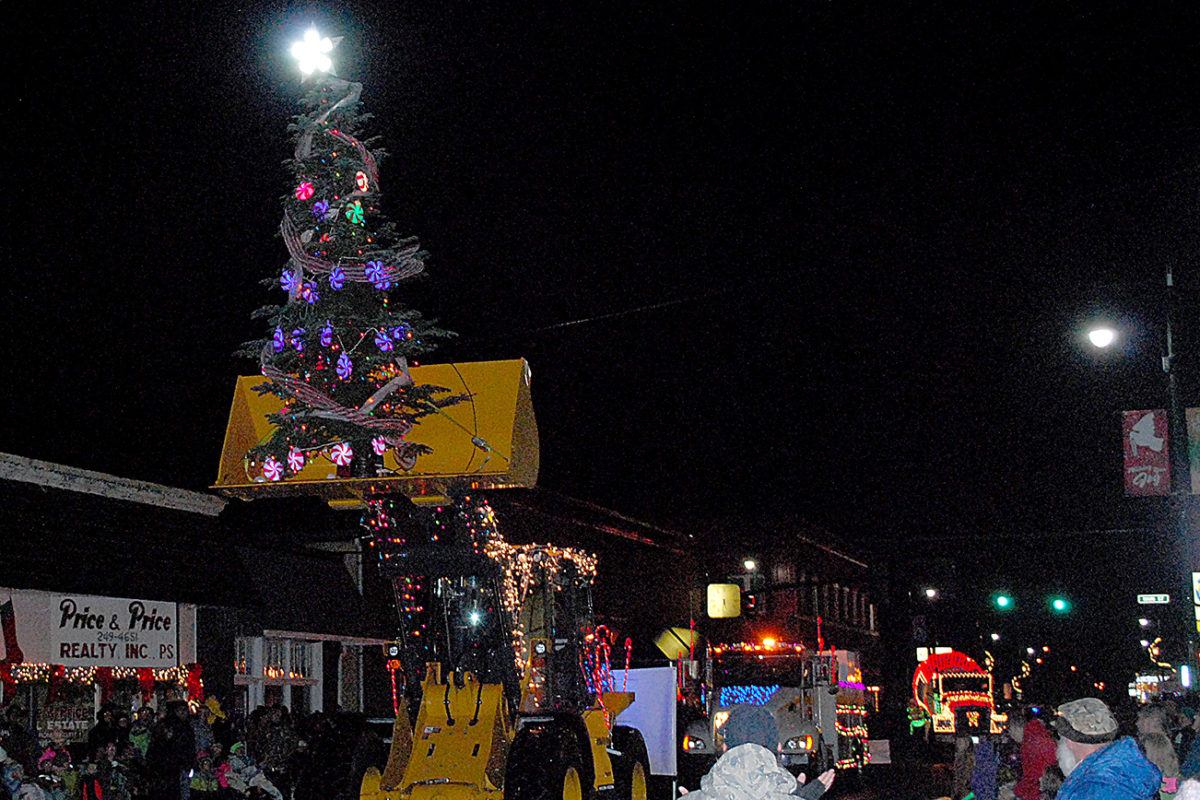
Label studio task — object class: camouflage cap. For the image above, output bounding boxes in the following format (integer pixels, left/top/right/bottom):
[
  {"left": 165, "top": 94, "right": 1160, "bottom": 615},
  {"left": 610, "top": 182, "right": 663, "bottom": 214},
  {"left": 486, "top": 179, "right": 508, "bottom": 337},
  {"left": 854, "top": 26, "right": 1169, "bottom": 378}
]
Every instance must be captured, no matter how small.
[{"left": 1054, "top": 697, "right": 1118, "bottom": 743}]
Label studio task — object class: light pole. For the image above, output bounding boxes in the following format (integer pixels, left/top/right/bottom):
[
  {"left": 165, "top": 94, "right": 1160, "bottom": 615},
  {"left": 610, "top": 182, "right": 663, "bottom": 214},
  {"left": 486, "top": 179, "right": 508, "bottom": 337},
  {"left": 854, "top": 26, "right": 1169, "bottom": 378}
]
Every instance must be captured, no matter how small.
[{"left": 1086, "top": 262, "right": 1194, "bottom": 675}]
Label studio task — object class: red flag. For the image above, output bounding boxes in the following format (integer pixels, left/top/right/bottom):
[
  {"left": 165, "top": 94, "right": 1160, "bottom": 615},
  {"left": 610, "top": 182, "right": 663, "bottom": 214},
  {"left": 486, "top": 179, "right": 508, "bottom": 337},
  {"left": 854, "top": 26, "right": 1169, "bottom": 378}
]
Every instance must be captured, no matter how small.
[{"left": 1123, "top": 410, "right": 1170, "bottom": 496}]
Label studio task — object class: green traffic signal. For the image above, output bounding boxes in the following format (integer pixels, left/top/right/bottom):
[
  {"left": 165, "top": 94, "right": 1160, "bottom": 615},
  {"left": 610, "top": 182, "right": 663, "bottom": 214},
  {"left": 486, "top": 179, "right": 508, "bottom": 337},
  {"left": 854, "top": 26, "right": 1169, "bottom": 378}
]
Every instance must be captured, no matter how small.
[
  {"left": 993, "top": 593, "right": 1013, "bottom": 610},
  {"left": 1050, "top": 596, "right": 1071, "bottom": 614}
]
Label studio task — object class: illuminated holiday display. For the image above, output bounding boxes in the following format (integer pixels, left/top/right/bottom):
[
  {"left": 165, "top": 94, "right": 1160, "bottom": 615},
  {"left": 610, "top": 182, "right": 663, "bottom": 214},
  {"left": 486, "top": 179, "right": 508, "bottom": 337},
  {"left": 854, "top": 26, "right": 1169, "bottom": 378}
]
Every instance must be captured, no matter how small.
[{"left": 912, "top": 650, "right": 1007, "bottom": 735}]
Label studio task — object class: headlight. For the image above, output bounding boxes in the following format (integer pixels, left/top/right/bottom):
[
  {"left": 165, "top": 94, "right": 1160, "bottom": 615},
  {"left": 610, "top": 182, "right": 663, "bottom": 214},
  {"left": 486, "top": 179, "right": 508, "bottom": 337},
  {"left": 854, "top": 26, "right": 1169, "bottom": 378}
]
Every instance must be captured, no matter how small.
[
  {"left": 682, "top": 735, "right": 706, "bottom": 751},
  {"left": 786, "top": 738, "right": 799, "bottom": 749}
]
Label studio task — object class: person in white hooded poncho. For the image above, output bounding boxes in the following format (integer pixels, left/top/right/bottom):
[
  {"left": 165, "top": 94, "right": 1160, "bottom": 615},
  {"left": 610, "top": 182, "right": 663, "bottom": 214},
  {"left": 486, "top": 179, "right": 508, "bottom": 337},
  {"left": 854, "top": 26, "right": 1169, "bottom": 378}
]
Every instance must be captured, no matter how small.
[{"left": 681, "top": 705, "right": 834, "bottom": 800}]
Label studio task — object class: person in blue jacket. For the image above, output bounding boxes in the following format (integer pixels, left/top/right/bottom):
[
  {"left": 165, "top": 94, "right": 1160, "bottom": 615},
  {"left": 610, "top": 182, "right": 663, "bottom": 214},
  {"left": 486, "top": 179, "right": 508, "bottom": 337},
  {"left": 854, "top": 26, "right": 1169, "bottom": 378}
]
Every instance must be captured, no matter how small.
[{"left": 1054, "top": 697, "right": 1161, "bottom": 800}]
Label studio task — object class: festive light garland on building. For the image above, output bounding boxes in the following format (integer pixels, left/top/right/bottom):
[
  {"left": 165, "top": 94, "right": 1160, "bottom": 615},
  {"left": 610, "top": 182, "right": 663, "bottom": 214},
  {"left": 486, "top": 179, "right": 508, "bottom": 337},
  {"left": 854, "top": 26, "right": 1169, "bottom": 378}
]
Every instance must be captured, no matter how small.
[{"left": 4, "top": 662, "right": 190, "bottom": 690}]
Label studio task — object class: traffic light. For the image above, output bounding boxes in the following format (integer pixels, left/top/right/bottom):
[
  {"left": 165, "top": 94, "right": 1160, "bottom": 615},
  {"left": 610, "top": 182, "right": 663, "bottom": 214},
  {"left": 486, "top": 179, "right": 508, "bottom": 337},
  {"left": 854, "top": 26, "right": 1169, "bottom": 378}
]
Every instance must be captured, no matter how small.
[
  {"left": 1050, "top": 596, "right": 1071, "bottom": 614},
  {"left": 993, "top": 592, "right": 1013, "bottom": 610},
  {"left": 744, "top": 592, "right": 766, "bottom": 615}
]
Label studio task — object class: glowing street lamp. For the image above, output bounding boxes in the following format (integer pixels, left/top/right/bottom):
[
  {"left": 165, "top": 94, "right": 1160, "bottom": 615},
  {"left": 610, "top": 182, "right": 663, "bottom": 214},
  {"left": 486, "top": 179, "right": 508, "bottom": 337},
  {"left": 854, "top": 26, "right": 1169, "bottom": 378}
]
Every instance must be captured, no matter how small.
[
  {"left": 743, "top": 558, "right": 758, "bottom": 572},
  {"left": 1087, "top": 327, "right": 1117, "bottom": 348},
  {"left": 290, "top": 26, "right": 338, "bottom": 76},
  {"left": 924, "top": 587, "right": 939, "bottom": 600},
  {"left": 990, "top": 632, "right": 1001, "bottom": 642}
]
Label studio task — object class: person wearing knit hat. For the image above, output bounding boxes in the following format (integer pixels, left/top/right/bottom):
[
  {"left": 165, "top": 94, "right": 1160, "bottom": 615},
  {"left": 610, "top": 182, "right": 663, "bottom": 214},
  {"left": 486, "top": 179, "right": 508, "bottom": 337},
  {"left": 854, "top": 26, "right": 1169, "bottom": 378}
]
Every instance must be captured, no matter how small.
[
  {"left": 722, "top": 705, "right": 780, "bottom": 751},
  {"left": 680, "top": 705, "right": 834, "bottom": 800}
]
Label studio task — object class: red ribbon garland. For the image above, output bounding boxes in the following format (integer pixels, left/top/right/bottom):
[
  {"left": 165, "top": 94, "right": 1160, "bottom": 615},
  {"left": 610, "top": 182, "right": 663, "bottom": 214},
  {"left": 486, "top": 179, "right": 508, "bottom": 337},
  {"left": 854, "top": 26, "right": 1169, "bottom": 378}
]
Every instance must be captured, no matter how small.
[
  {"left": 0, "top": 662, "right": 15, "bottom": 699},
  {"left": 137, "top": 668, "right": 156, "bottom": 704},
  {"left": 95, "top": 667, "right": 114, "bottom": 704},
  {"left": 185, "top": 663, "right": 203, "bottom": 701}
]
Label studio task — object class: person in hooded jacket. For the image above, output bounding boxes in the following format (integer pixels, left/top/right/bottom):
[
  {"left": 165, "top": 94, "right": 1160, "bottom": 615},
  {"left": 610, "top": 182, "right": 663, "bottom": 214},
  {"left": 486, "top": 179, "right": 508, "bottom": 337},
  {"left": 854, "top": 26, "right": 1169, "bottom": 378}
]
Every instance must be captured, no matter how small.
[
  {"left": 1012, "top": 712, "right": 1059, "bottom": 800},
  {"left": 1054, "top": 697, "right": 1161, "bottom": 800},
  {"left": 681, "top": 705, "right": 834, "bottom": 800}
]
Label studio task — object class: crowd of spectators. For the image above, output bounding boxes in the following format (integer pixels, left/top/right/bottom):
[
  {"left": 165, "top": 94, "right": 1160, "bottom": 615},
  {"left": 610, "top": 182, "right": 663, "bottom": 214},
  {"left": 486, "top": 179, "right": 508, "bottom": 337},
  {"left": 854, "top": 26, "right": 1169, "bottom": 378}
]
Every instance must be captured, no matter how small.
[{"left": 0, "top": 697, "right": 386, "bottom": 800}]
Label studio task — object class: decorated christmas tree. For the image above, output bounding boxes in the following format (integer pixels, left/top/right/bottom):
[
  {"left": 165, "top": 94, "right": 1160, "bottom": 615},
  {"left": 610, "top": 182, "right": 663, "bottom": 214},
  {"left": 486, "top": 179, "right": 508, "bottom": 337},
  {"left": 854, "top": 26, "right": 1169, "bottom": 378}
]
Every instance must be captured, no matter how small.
[{"left": 240, "top": 32, "right": 459, "bottom": 482}]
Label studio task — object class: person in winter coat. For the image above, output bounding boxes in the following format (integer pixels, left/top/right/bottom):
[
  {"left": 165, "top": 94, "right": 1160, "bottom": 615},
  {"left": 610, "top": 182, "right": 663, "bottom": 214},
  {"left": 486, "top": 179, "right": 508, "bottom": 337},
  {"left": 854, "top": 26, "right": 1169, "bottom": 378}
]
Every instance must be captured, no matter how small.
[
  {"left": 1054, "top": 698, "right": 1161, "bottom": 800},
  {"left": 681, "top": 705, "right": 834, "bottom": 800},
  {"left": 973, "top": 736, "right": 1000, "bottom": 800},
  {"left": 128, "top": 707, "right": 154, "bottom": 758},
  {"left": 224, "top": 742, "right": 283, "bottom": 800},
  {"left": 35, "top": 732, "right": 69, "bottom": 772},
  {"left": 147, "top": 701, "right": 195, "bottom": 800},
  {"left": 1181, "top": 714, "right": 1200, "bottom": 779},
  {"left": 1013, "top": 714, "right": 1059, "bottom": 800},
  {"left": 86, "top": 708, "right": 117, "bottom": 755},
  {"left": 1141, "top": 732, "right": 1181, "bottom": 799}
]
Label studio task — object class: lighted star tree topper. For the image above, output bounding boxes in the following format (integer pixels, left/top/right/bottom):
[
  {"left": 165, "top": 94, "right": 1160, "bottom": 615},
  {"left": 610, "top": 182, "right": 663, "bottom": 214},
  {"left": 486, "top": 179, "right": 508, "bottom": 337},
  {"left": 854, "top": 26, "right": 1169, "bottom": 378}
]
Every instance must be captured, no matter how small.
[{"left": 239, "top": 26, "right": 461, "bottom": 481}]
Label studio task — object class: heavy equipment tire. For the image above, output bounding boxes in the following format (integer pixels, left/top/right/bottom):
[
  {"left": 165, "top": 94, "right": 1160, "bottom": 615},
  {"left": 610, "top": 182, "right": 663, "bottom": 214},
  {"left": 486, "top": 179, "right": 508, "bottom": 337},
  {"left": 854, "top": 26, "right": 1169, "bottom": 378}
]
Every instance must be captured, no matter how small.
[
  {"left": 506, "top": 723, "right": 590, "bottom": 800},
  {"left": 611, "top": 727, "right": 650, "bottom": 800}
]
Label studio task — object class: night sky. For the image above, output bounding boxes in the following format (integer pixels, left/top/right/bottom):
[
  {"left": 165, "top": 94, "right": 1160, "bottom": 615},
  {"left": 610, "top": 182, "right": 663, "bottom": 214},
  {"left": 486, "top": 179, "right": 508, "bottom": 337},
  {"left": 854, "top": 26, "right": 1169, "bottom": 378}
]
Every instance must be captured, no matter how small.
[{"left": 5, "top": 3, "right": 1199, "bottom": 683}]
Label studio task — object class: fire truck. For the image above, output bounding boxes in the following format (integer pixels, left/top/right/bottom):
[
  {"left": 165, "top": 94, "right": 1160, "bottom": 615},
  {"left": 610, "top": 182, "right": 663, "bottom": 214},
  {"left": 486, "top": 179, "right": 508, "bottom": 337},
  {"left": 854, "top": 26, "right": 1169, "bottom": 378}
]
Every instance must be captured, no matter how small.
[
  {"left": 911, "top": 650, "right": 1006, "bottom": 738},
  {"left": 679, "top": 642, "right": 869, "bottom": 778}
]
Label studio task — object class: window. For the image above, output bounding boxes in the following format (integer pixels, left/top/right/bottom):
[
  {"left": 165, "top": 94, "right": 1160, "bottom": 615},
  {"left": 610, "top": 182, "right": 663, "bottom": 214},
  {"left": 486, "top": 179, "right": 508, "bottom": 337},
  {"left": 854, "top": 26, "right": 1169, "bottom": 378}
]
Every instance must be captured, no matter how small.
[{"left": 234, "top": 636, "right": 322, "bottom": 712}]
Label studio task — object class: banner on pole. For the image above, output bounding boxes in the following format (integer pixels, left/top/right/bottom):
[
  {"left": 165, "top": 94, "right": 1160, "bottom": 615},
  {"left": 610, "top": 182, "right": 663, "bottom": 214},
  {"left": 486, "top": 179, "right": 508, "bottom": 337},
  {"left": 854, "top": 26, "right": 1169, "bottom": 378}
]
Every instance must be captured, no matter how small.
[
  {"left": 1187, "top": 407, "right": 1199, "bottom": 495},
  {"left": 1123, "top": 410, "right": 1170, "bottom": 496}
]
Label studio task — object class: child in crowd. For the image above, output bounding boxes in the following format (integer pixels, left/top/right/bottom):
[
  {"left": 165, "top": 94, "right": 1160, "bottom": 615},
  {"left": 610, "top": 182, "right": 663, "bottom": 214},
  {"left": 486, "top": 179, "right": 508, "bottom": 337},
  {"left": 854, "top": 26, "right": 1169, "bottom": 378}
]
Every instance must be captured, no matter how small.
[
  {"left": 225, "top": 742, "right": 283, "bottom": 800},
  {"left": 1142, "top": 732, "right": 1181, "bottom": 800},
  {"left": 190, "top": 751, "right": 219, "bottom": 800}
]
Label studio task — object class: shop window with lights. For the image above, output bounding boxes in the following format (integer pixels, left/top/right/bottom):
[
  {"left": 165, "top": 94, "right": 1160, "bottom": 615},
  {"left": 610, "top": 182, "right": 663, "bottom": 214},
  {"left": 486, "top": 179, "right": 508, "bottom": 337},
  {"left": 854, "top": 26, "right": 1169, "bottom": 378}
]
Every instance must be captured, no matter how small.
[{"left": 233, "top": 636, "right": 322, "bottom": 712}]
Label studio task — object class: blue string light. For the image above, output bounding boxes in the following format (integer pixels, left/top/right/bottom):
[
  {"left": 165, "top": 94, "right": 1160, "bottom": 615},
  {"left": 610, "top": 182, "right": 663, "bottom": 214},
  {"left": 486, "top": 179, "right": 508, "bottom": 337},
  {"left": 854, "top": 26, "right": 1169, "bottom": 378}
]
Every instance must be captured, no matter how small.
[{"left": 718, "top": 684, "right": 780, "bottom": 707}]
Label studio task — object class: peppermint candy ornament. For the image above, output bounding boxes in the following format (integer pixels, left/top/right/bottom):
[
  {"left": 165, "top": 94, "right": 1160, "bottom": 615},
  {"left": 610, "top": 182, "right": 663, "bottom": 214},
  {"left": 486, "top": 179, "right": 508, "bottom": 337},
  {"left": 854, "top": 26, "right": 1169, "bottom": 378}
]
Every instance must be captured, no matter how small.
[
  {"left": 302, "top": 280, "right": 320, "bottom": 305},
  {"left": 374, "top": 329, "right": 394, "bottom": 352},
  {"left": 262, "top": 456, "right": 283, "bottom": 482},
  {"left": 291, "top": 328, "right": 305, "bottom": 351},
  {"left": 295, "top": 181, "right": 315, "bottom": 201},
  {"left": 329, "top": 265, "right": 345, "bottom": 291},
  {"left": 344, "top": 200, "right": 365, "bottom": 225},
  {"left": 287, "top": 448, "right": 306, "bottom": 473},
  {"left": 312, "top": 199, "right": 330, "bottom": 220},
  {"left": 364, "top": 261, "right": 391, "bottom": 291},
  {"left": 336, "top": 352, "right": 353, "bottom": 380},
  {"left": 319, "top": 321, "right": 333, "bottom": 348},
  {"left": 280, "top": 268, "right": 298, "bottom": 294},
  {"left": 371, "top": 436, "right": 388, "bottom": 456},
  {"left": 330, "top": 442, "right": 353, "bottom": 466},
  {"left": 272, "top": 327, "right": 286, "bottom": 353},
  {"left": 355, "top": 170, "right": 370, "bottom": 192}
]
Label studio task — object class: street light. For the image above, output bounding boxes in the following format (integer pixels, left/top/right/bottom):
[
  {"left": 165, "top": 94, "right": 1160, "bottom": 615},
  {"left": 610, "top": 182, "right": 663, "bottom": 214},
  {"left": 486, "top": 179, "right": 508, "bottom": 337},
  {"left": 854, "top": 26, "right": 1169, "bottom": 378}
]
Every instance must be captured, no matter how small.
[
  {"left": 993, "top": 592, "right": 1013, "bottom": 610},
  {"left": 1087, "top": 327, "right": 1118, "bottom": 349},
  {"left": 990, "top": 632, "right": 1001, "bottom": 641},
  {"left": 1139, "top": 618, "right": 1151, "bottom": 628},
  {"left": 1026, "top": 647, "right": 1035, "bottom": 656},
  {"left": 1079, "top": 262, "right": 1192, "bottom": 677},
  {"left": 924, "top": 587, "right": 939, "bottom": 600},
  {"left": 1050, "top": 597, "right": 1071, "bottom": 614},
  {"left": 743, "top": 558, "right": 758, "bottom": 572}
]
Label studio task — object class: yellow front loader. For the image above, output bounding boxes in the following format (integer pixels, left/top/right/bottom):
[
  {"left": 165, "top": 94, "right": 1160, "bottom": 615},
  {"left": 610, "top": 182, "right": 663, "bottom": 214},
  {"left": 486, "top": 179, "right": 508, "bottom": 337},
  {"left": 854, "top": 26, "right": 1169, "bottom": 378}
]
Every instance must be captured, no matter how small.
[{"left": 358, "top": 503, "right": 650, "bottom": 800}]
